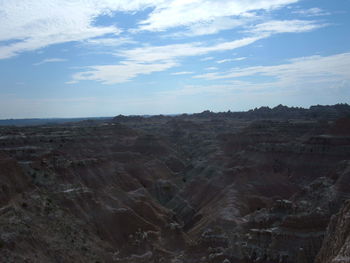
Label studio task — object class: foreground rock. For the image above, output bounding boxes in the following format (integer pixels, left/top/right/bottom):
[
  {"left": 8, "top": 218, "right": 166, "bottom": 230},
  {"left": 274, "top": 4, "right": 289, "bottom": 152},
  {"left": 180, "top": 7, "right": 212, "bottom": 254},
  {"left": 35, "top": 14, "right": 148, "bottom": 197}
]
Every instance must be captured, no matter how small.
[{"left": 316, "top": 200, "right": 350, "bottom": 263}]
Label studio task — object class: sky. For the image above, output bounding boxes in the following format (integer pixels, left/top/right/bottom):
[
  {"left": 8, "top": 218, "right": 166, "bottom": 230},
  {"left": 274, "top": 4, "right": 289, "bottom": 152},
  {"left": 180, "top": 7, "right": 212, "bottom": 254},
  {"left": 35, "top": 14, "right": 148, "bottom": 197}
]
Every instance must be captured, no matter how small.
[{"left": 0, "top": 0, "right": 349, "bottom": 118}]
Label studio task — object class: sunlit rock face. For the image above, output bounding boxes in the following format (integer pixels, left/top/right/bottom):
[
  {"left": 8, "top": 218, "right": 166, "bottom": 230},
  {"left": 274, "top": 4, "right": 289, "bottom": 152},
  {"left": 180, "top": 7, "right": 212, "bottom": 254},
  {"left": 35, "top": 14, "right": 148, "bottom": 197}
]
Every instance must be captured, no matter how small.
[
  {"left": 316, "top": 199, "right": 350, "bottom": 263},
  {"left": 0, "top": 104, "right": 350, "bottom": 262}
]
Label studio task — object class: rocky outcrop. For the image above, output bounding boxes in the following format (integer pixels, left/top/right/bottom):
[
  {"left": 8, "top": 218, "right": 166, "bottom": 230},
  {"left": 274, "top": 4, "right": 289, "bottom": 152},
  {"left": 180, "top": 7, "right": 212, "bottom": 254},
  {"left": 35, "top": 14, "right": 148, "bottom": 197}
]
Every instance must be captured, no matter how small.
[{"left": 316, "top": 200, "right": 350, "bottom": 263}]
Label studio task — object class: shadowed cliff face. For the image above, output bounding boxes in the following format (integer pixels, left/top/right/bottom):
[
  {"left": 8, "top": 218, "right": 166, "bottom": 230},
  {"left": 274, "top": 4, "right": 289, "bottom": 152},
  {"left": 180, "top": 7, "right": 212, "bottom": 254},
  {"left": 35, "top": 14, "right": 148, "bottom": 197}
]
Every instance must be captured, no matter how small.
[{"left": 0, "top": 106, "right": 350, "bottom": 262}]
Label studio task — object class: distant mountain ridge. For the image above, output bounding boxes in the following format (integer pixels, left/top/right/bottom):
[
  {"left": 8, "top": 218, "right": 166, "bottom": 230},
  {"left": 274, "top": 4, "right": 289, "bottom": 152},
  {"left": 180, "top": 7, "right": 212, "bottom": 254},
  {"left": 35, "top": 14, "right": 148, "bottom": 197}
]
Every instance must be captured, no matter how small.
[
  {"left": 2, "top": 104, "right": 349, "bottom": 127},
  {"left": 113, "top": 103, "right": 350, "bottom": 122},
  {"left": 191, "top": 103, "right": 350, "bottom": 119}
]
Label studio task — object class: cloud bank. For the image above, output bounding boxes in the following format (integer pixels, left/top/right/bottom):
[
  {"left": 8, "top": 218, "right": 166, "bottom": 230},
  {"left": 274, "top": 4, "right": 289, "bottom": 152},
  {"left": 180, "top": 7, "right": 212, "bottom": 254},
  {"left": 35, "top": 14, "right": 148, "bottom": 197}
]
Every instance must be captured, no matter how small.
[{"left": 0, "top": 0, "right": 302, "bottom": 59}]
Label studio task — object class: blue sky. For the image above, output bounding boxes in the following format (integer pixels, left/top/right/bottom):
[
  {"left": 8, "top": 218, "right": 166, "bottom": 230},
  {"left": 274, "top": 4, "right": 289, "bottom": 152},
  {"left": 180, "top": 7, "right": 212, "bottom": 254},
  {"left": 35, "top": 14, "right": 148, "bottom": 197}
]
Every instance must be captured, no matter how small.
[{"left": 0, "top": 0, "right": 349, "bottom": 118}]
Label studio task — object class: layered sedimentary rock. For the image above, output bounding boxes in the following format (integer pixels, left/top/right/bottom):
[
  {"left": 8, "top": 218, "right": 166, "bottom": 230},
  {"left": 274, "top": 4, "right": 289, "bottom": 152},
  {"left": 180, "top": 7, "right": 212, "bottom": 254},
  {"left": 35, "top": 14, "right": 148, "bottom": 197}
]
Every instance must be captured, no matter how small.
[{"left": 0, "top": 104, "right": 349, "bottom": 262}]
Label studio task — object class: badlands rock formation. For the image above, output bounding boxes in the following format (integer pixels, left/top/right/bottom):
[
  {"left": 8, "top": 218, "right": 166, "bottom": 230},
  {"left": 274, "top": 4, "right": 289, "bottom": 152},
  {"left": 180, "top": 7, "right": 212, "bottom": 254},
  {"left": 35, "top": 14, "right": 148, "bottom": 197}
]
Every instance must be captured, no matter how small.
[{"left": 0, "top": 104, "right": 349, "bottom": 262}]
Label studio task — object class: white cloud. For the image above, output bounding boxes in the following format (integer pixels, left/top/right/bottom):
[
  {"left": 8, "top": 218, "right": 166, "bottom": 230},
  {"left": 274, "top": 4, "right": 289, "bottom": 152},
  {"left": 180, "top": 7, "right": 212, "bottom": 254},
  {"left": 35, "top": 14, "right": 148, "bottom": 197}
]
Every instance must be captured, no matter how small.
[
  {"left": 71, "top": 36, "right": 261, "bottom": 84},
  {"left": 0, "top": 0, "right": 161, "bottom": 59},
  {"left": 119, "top": 20, "right": 322, "bottom": 64},
  {"left": 157, "top": 79, "right": 290, "bottom": 97},
  {"left": 217, "top": 57, "right": 247, "bottom": 63},
  {"left": 158, "top": 53, "right": 350, "bottom": 100},
  {"left": 217, "top": 59, "right": 233, "bottom": 64},
  {"left": 0, "top": 0, "right": 322, "bottom": 60},
  {"left": 194, "top": 52, "right": 350, "bottom": 90},
  {"left": 117, "top": 36, "right": 262, "bottom": 63},
  {"left": 83, "top": 37, "right": 137, "bottom": 47},
  {"left": 70, "top": 60, "right": 177, "bottom": 84},
  {"left": 71, "top": 18, "right": 324, "bottom": 84},
  {"left": 169, "top": 17, "right": 249, "bottom": 37},
  {"left": 205, "top": 67, "right": 218, "bottom": 71},
  {"left": 201, "top": 57, "right": 214, "bottom": 61},
  {"left": 171, "top": 71, "right": 193, "bottom": 75},
  {"left": 139, "top": 0, "right": 299, "bottom": 31},
  {"left": 246, "top": 19, "right": 326, "bottom": 35},
  {"left": 293, "top": 8, "right": 330, "bottom": 17},
  {"left": 33, "top": 58, "right": 67, "bottom": 66},
  {"left": 234, "top": 57, "right": 248, "bottom": 61}
]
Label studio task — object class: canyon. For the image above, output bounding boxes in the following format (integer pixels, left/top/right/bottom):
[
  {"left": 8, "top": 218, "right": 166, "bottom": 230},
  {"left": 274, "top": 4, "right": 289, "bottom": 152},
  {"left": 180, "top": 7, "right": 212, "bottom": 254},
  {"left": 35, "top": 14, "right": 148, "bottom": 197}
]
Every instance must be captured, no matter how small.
[{"left": 0, "top": 104, "right": 350, "bottom": 263}]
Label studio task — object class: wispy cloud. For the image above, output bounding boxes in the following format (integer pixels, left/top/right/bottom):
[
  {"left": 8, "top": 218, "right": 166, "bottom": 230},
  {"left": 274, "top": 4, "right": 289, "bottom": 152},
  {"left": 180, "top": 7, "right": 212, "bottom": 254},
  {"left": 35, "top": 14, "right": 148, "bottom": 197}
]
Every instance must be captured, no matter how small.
[
  {"left": 0, "top": 1, "right": 159, "bottom": 59},
  {"left": 205, "top": 67, "right": 218, "bottom": 71},
  {"left": 168, "top": 17, "right": 249, "bottom": 37},
  {"left": 217, "top": 57, "right": 247, "bottom": 63},
  {"left": 33, "top": 58, "right": 67, "bottom": 66},
  {"left": 292, "top": 7, "right": 331, "bottom": 17},
  {"left": 159, "top": 53, "right": 350, "bottom": 99},
  {"left": 201, "top": 57, "right": 215, "bottom": 61},
  {"left": 194, "top": 52, "right": 350, "bottom": 88},
  {"left": 0, "top": 0, "right": 301, "bottom": 59},
  {"left": 138, "top": 0, "right": 299, "bottom": 31},
  {"left": 1, "top": 1, "right": 328, "bottom": 86},
  {"left": 171, "top": 71, "right": 194, "bottom": 75},
  {"left": 82, "top": 37, "right": 137, "bottom": 47},
  {"left": 70, "top": 61, "right": 178, "bottom": 84},
  {"left": 71, "top": 18, "right": 324, "bottom": 84},
  {"left": 117, "top": 36, "right": 261, "bottom": 63},
  {"left": 70, "top": 36, "right": 261, "bottom": 84},
  {"left": 246, "top": 19, "right": 327, "bottom": 35}
]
